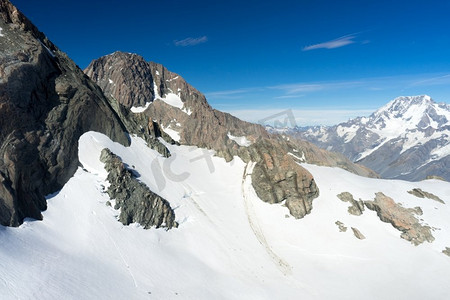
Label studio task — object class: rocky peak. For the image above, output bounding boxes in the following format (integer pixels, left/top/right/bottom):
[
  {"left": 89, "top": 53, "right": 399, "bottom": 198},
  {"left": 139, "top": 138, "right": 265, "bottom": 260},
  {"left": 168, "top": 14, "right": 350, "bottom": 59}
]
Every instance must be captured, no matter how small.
[{"left": 85, "top": 51, "right": 204, "bottom": 114}]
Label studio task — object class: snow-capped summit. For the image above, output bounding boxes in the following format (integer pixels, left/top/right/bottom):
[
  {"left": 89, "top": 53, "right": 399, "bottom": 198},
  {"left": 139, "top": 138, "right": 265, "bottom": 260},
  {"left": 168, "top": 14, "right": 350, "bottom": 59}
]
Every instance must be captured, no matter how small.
[{"left": 292, "top": 95, "right": 450, "bottom": 181}]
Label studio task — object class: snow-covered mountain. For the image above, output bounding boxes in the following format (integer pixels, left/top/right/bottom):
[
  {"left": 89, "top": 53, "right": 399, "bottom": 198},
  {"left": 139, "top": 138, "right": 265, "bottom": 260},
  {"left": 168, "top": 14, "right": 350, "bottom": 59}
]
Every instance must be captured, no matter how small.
[
  {"left": 294, "top": 95, "right": 450, "bottom": 181},
  {"left": 1, "top": 131, "right": 449, "bottom": 299},
  {"left": 1, "top": 1, "right": 450, "bottom": 299}
]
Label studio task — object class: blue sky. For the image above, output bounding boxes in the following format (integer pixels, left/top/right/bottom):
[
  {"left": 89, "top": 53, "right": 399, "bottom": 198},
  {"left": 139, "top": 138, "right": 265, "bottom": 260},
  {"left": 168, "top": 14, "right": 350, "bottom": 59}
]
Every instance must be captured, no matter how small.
[{"left": 12, "top": 0, "right": 450, "bottom": 125}]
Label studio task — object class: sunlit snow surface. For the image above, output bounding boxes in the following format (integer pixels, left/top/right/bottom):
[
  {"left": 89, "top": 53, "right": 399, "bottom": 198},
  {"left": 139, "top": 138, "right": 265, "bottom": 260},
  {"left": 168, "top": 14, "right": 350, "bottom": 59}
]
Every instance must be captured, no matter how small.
[
  {"left": 227, "top": 133, "right": 252, "bottom": 147},
  {"left": 131, "top": 82, "right": 192, "bottom": 115},
  {"left": 0, "top": 132, "right": 449, "bottom": 299}
]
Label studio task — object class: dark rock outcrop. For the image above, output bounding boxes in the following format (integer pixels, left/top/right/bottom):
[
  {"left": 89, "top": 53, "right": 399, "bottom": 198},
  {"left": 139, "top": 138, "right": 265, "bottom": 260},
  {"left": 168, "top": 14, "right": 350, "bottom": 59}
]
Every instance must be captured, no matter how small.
[
  {"left": 337, "top": 192, "right": 365, "bottom": 216},
  {"left": 364, "top": 192, "right": 434, "bottom": 245},
  {"left": 0, "top": 0, "right": 129, "bottom": 226},
  {"left": 100, "top": 148, "right": 177, "bottom": 229},
  {"left": 408, "top": 188, "right": 445, "bottom": 204},
  {"left": 351, "top": 227, "right": 366, "bottom": 240}
]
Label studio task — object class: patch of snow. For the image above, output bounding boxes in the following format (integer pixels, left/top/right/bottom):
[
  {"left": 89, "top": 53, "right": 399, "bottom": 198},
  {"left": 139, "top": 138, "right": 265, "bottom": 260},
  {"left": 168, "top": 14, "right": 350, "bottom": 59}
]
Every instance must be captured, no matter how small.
[
  {"left": 130, "top": 102, "right": 151, "bottom": 113},
  {"left": 158, "top": 93, "right": 184, "bottom": 109},
  {"left": 161, "top": 125, "right": 181, "bottom": 142},
  {"left": 0, "top": 27, "right": 4, "bottom": 37},
  {"left": 288, "top": 151, "right": 305, "bottom": 162},
  {"left": 166, "top": 76, "right": 179, "bottom": 82},
  {"left": 108, "top": 79, "right": 114, "bottom": 84},
  {"left": 155, "top": 70, "right": 160, "bottom": 76},
  {"left": 150, "top": 82, "right": 192, "bottom": 115},
  {"left": 227, "top": 133, "right": 252, "bottom": 147},
  {"left": 430, "top": 143, "right": 450, "bottom": 160},
  {"left": 336, "top": 124, "right": 359, "bottom": 143}
]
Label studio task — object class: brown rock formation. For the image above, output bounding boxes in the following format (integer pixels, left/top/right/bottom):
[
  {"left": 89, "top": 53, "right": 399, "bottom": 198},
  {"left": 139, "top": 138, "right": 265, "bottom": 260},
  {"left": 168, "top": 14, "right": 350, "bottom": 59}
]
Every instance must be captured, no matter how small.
[{"left": 364, "top": 192, "right": 434, "bottom": 245}]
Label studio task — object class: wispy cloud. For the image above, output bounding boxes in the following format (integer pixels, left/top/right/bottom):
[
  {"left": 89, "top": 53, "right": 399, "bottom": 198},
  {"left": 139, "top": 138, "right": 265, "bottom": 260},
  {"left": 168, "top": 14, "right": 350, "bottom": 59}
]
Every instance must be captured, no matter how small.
[
  {"left": 270, "top": 81, "right": 362, "bottom": 94},
  {"left": 205, "top": 88, "right": 263, "bottom": 99},
  {"left": 303, "top": 34, "right": 358, "bottom": 51},
  {"left": 174, "top": 36, "right": 208, "bottom": 47},
  {"left": 409, "top": 74, "right": 450, "bottom": 87}
]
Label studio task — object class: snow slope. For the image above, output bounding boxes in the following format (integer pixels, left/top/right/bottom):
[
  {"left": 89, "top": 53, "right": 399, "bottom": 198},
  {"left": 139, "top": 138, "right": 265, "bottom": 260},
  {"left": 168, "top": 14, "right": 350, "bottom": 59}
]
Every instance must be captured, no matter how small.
[{"left": 0, "top": 132, "right": 449, "bottom": 299}]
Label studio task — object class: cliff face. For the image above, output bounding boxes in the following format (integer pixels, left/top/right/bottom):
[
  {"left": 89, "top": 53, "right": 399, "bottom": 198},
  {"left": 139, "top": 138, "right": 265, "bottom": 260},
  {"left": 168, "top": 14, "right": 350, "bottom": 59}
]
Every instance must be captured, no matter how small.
[
  {"left": 85, "top": 52, "right": 320, "bottom": 218},
  {"left": 0, "top": 0, "right": 129, "bottom": 226}
]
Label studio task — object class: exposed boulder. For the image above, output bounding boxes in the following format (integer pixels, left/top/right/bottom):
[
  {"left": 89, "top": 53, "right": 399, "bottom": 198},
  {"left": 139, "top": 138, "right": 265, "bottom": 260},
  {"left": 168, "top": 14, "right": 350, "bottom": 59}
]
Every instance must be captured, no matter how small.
[
  {"left": 443, "top": 247, "right": 450, "bottom": 257},
  {"left": 337, "top": 192, "right": 365, "bottom": 216},
  {"left": 364, "top": 192, "right": 434, "bottom": 245},
  {"left": 351, "top": 227, "right": 366, "bottom": 240},
  {"left": 335, "top": 221, "right": 347, "bottom": 232},
  {"left": 0, "top": 0, "right": 129, "bottom": 226},
  {"left": 100, "top": 148, "right": 177, "bottom": 229},
  {"left": 408, "top": 188, "right": 445, "bottom": 204}
]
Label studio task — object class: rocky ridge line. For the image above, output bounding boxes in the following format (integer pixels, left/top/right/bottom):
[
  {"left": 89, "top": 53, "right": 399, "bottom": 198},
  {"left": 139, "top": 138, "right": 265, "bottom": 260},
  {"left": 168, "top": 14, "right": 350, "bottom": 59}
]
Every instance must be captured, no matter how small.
[
  {"left": 0, "top": 0, "right": 129, "bottom": 226},
  {"left": 100, "top": 148, "right": 177, "bottom": 229}
]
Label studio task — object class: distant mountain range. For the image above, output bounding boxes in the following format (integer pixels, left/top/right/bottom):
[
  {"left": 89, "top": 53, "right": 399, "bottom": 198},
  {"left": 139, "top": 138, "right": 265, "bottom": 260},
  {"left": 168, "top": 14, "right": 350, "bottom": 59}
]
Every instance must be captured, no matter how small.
[{"left": 287, "top": 95, "right": 450, "bottom": 181}]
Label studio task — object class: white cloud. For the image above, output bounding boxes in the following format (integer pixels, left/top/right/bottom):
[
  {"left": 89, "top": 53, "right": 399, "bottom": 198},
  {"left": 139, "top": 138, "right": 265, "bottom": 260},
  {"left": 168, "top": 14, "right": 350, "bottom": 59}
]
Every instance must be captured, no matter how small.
[
  {"left": 224, "top": 108, "right": 375, "bottom": 126},
  {"left": 409, "top": 74, "right": 450, "bottom": 87},
  {"left": 303, "top": 34, "right": 357, "bottom": 51},
  {"left": 204, "top": 88, "right": 263, "bottom": 99},
  {"left": 174, "top": 36, "right": 208, "bottom": 47},
  {"left": 270, "top": 81, "right": 362, "bottom": 94}
]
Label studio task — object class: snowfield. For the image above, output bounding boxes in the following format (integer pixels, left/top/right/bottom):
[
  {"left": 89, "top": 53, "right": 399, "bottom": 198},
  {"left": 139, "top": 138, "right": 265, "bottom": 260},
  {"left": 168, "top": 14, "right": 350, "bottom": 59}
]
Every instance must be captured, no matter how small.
[{"left": 1, "top": 132, "right": 449, "bottom": 299}]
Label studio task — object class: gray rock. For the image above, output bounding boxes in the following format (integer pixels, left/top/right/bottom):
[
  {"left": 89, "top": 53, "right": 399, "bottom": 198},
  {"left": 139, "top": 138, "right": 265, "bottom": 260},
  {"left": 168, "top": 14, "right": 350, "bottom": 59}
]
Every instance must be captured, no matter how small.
[
  {"left": 443, "top": 247, "right": 450, "bottom": 257},
  {"left": 100, "top": 148, "right": 177, "bottom": 229},
  {"left": 336, "top": 192, "right": 365, "bottom": 216},
  {"left": 408, "top": 188, "right": 445, "bottom": 204},
  {"left": 351, "top": 227, "right": 366, "bottom": 240},
  {"left": 364, "top": 192, "right": 434, "bottom": 245},
  {"left": 0, "top": 0, "right": 129, "bottom": 227},
  {"left": 335, "top": 221, "right": 347, "bottom": 232}
]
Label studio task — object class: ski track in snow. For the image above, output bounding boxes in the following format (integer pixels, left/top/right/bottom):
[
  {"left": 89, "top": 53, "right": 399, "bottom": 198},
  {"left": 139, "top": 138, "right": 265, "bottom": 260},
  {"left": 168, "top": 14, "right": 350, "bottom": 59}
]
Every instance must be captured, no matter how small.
[{"left": 242, "top": 162, "right": 293, "bottom": 276}]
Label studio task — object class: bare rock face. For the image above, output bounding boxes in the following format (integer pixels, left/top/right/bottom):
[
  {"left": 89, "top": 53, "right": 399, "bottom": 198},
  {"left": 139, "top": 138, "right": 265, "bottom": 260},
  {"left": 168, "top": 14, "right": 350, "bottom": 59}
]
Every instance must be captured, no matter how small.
[
  {"left": 86, "top": 52, "right": 320, "bottom": 219},
  {"left": 100, "top": 149, "right": 177, "bottom": 229},
  {"left": 0, "top": 0, "right": 130, "bottom": 226},
  {"left": 277, "top": 136, "right": 379, "bottom": 179},
  {"left": 364, "top": 192, "right": 434, "bottom": 245},
  {"left": 247, "top": 138, "right": 319, "bottom": 218},
  {"left": 335, "top": 221, "right": 347, "bottom": 232},
  {"left": 337, "top": 192, "right": 365, "bottom": 216},
  {"left": 351, "top": 227, "right": 366, "bottom": 240},
  {"left": 408, "top": 188, "right": 445, "bottom": 204}
]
